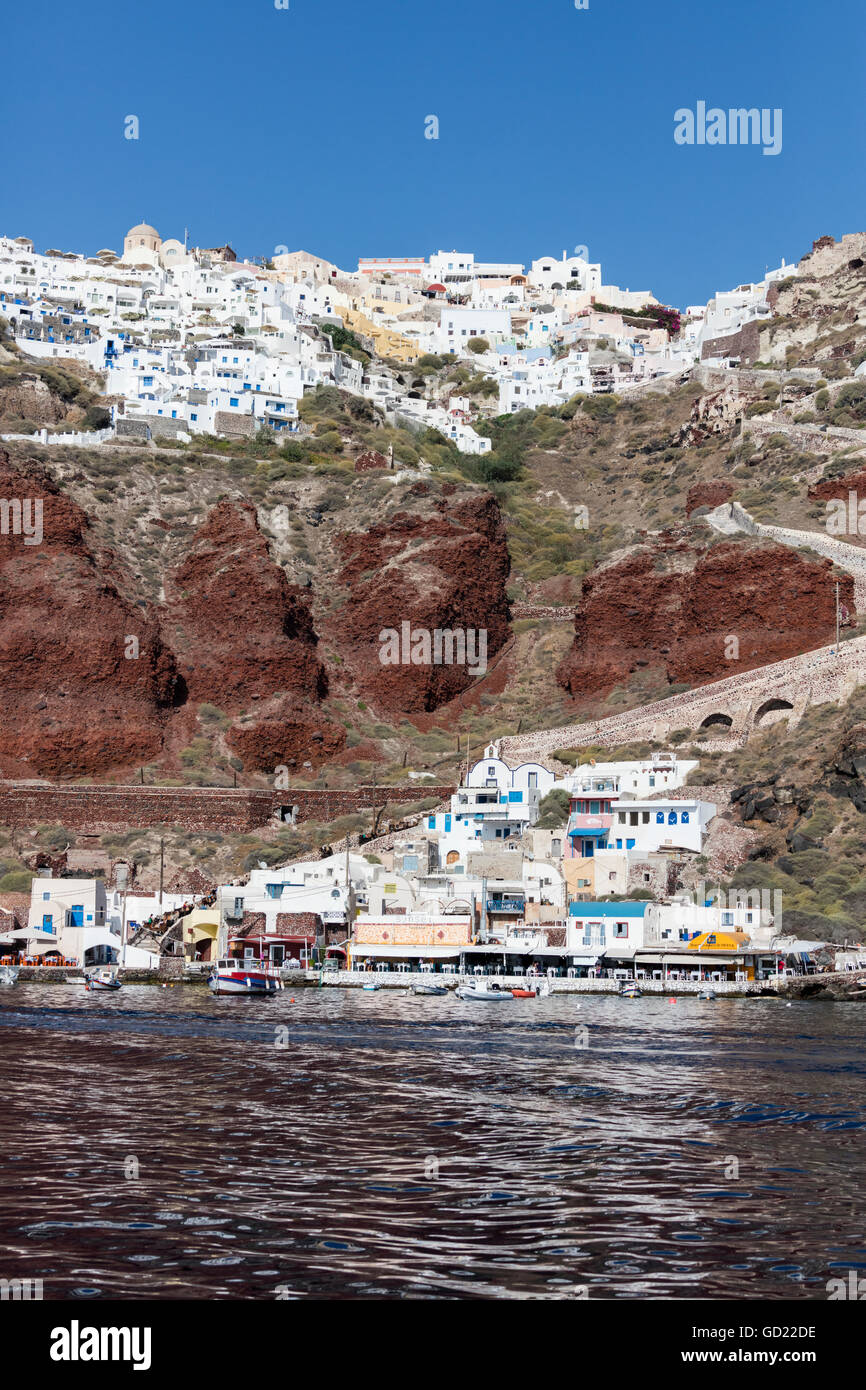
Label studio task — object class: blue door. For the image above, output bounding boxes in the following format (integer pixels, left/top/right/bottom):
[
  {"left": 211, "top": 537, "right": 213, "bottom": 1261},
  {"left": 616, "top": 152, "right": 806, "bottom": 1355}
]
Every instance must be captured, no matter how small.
[{"left": 70, "top": 905, "right": 84, "bottom": 927}]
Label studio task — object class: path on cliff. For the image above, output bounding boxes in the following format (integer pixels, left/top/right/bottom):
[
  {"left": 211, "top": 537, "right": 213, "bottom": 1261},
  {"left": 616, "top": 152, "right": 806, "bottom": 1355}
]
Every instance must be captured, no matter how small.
[
  {"left": 500, "top": 632, "right": 866, "bottom": 762},
  {"left": 703, "top": 499, "right": 866, "bottom": 609},
  {"left": 501, "top": 497, "right": 866, "bottom": 763}
]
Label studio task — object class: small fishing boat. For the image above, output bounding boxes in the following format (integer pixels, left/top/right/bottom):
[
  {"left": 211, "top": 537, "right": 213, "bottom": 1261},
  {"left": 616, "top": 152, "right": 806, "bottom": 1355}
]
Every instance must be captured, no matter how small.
[
  {"left": 362, "top": 981, "right": 380, "bottom": 991},
  {"left": 208, "top": 959, "right": 282, "bottom": 997},
  {"left": 412, "top": 982, "right": 449, "bottom": 996},
  {"left": 619, "top": 982, "right": 642, "bottom": 999},
  {"left": 85, "top": 967, "right": 122, "bottom": 992},
  {"left": 456, "top": 981, "right": 513, "bottom": 1002},
  {"left": 0, "top": 965, "right": 19, "bottom": 985},
  {"left": 697, "top": 987, "right": 717, "bottom": 1001}
]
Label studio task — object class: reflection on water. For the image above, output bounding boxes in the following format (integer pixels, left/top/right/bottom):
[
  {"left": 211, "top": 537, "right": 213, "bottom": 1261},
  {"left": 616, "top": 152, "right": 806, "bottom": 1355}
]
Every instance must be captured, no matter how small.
[{"left": 0, "top": 984, "right": 864, "bottom": 1300}]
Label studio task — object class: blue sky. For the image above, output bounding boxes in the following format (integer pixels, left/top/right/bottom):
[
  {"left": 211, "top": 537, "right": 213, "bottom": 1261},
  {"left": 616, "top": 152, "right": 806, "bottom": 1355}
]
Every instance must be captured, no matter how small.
[{"left": 2, "top": 0, "right": 864, "bottom": 307}]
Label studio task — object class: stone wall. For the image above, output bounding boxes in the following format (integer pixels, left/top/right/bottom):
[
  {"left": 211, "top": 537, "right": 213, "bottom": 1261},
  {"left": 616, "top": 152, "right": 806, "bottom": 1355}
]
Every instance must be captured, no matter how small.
[
  {"left": 701, "top": 319, "right": 761, "bottom": 364},
  {"left": 0, "top": 783, "right": 456, "bottom": 833}
]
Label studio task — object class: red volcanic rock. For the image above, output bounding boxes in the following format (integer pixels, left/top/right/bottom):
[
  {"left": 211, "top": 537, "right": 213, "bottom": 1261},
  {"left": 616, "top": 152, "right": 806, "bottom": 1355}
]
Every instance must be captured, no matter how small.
[
  {"left": 227, "top": 718, "right": 346, "bottom": 773},
  {"left": 163, "top": 500, "right": 343, "bottom": 771},
  {"left": 326, "top": 492, "right": 511, "bottom": 712},
  {"left": 354, "top": 449, "right": 389, "bottom": 473},
  {"left": 686, "top": 479, "right": 734, "bottom": 515},
  {"left": 557, "top": 536, "right": 854, "bottom": 702},
  {"left": 808, "top": 468, "right": 866, "bottom": 502},
  {"left": 0, "top": 451, "right": 180, "bottom": 777}
]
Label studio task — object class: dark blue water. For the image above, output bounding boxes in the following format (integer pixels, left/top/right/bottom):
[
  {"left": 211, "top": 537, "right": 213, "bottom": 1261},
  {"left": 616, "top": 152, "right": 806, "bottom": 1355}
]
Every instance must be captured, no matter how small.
[{"left": 0, "top": 984, "right": 864, "bottom": 1299}]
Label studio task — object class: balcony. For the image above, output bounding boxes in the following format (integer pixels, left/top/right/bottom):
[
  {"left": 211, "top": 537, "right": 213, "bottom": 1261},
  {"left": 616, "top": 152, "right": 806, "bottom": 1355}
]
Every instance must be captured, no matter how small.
[{"left": 486, "top": 898, "right": 524, "bottom": 914}]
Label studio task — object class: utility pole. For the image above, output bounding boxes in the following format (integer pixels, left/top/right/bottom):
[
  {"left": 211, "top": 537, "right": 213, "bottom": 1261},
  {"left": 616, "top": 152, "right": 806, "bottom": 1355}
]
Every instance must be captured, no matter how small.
[
  {"left": 836, "top": 581, "right": 841, "bottom": 650},
  {"left": 158, "top": 838, "right": 165, "bottom": 908}
]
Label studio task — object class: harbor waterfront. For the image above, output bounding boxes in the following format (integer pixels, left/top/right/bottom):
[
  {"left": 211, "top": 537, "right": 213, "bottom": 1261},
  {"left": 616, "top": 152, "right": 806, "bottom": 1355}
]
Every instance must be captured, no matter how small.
[
  {"left": 7, "top": 964, "right": 866, "bottom": 999},
  {"left": 0, "top": 981, "right": 864, "bottom": 1302}
]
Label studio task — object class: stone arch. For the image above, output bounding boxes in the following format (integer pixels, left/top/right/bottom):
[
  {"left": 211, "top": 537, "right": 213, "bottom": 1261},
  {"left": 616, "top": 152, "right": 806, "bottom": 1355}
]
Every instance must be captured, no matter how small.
[
  {"left": 699, "top": 712, "right": 733, "bottom": 729},
  {"left": 754, "top": 697, "right": 794, "bottom": 728}
]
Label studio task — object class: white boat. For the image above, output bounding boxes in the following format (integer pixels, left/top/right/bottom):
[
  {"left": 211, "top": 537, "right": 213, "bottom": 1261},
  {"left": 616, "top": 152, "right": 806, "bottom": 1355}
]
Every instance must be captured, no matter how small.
[
  {"left": 412, "top": 982, "right": 449, "bottom": 996},
  {"left": 456, "top": 981, "right": 513, "bottom": 1002},
  {"left": 362, "top": 981, "right": 380, "bottom": 991},
  {"left": 85, "top": 967, "right": 122, "bottom": 992},
  {"left": 619, "top": 982, "right": 642, "bottom": 998},
  {"left": 697, "top": 987, "right": 717, "bottom": 1001},
  {"left": 208, "top": 958, "right": 283, "bottom": 997},
  {"left": 0, "top": 965, "right": 19, "bottom": 985}
]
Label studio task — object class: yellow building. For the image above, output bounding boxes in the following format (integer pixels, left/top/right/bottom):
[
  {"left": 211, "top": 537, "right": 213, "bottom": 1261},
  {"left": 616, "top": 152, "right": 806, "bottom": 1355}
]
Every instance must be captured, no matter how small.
[{"left": 179, "top": 908, "right": 220, "bottom": 962}]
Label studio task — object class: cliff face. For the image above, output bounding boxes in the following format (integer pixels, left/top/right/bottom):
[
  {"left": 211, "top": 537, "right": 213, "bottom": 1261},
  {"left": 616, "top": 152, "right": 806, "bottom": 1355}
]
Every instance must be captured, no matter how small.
[
  {"left": 324, "top": 489, "right": 511, "bottom": 712},
  {"left": 0, "top": 452, "right": 180, "bottom": 777},
  {"left": 556, "top": 535, "right": 853, "bottom": 702},
  {"left": 162, "top": 500, "right": 344, "bottom": 773}
]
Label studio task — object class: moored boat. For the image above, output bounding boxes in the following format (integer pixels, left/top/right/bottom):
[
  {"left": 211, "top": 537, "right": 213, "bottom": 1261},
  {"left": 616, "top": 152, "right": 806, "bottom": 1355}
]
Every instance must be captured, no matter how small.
[
  {"left": 412, "top": 983, "right": 449, "bottom": 996},
  {"left": 85, "top": 967, "right": 122, "bottom": 992},
  {"left": 208, "top": 958, "right": 282, "bottom": 997},
  {"left": 697, "top": 987, "right": 717, "bottom": 1001},
  {"left": 619, "top": 982, "right": 642, "bottom": 998},
  {"left": 456, "top": 981, "right": 513, "bottom": 1002}
]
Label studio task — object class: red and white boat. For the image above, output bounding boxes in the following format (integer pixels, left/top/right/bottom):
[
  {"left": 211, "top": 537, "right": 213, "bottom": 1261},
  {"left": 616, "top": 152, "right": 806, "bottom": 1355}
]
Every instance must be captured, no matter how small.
[{"left": 208, "top": 958, "right": 283, "bottom": 997}]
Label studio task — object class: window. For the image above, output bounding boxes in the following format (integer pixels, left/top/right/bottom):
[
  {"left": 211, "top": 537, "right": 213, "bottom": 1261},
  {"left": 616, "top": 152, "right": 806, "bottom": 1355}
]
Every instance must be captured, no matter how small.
[
  {"left": 230, "top": 397, "right": 239, "bottom": 407},
  {"left": 721, "top": 912, "right": 733, "bottom": 927},
  {"left": 613, "top": 922, "right": 628, "bottom": 938},
  {"left": 618, "top": 812, "right": 626, "bottom": 824},
  {"left": 487, "top": 766, "right": 496, "bottom": 775},
  {"left": 626, "top": 838, "right": 635, "bottom": 850},
  {"left": 656, "top": 812, "right": 665, "bottom": 824},
  {"left": 681, "top": 811, "right": 689, "bottom": 824},
  {"left": 528, "top": 772, "right": 537, "bottom": 789},
  {"left": 642, "top": 811, "right": 649, "bottom": 824},
  {"left": 668, "top": 811, "right": 677, "bottom": 825},
  {"left": 590, "top": 800, "right": 600, "bottom": 815},
  {"left": 42, "top": 891, "right": 50, "bottom": 901},
  {"left": 616, "top": 838, "right": 623, "bottom": 849},
  {"left": 629, "top": 812, "right": 638, "bottom": 826}
]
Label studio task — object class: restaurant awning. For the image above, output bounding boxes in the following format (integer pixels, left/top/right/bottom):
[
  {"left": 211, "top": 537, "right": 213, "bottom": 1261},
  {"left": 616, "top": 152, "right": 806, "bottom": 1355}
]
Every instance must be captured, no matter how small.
[
  {"left": 634, "top": 951, "right": 746, "bottom": 967},
  {"left": 351, "top": 944, "right": 462, "bottom": 958}
]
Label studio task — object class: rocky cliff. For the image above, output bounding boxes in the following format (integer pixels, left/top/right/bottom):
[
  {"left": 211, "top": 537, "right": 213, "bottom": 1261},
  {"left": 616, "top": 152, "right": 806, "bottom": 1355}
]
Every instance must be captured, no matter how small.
[
  {"left": 324, "top": 487, "right": 511, "bottom": 712},
  {"left": 162, "top": 499, "right": 343, "bottom": 773},
  {"left": 556, "top": 533, "right": 853, "bottom": 702},
  {"left": 0, "top": 451, "right": 181, "bottom": 777}
]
